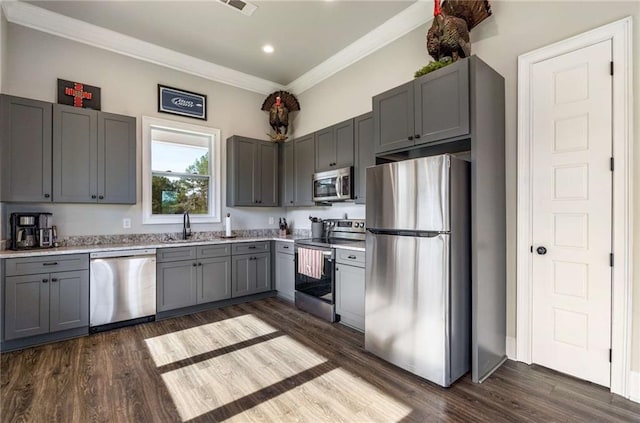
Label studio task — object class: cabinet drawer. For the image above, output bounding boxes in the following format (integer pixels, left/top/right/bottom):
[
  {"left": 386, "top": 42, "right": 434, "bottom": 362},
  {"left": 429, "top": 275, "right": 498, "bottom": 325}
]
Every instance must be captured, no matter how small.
[
  {"left": 336, "top": 249, "right": 365, "bottom": 267},
  {"left": 232, "top": 241, "right": 270, "bottom": 255},
  {"left": 156, "top": 247, "right": 196, "bottom": 263},
  {"left": 275, "top": 241, "right": 294, "bottom": 255},
  {"left": 5, "top": 254, "right": 89, "bottom": 276},
  {"left": 197, "top": 244, "right": 231, "bottom": 259}
]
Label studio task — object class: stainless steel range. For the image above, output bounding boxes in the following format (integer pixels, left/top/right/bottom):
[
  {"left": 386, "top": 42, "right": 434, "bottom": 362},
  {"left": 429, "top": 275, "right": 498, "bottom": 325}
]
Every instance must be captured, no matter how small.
[{"left": 294, "top": 219, "right": 365, "bottom": 322}]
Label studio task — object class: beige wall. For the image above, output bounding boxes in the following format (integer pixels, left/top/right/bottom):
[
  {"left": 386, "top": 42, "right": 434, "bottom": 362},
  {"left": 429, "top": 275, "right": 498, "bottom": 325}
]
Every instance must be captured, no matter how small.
[
  {"left": 0, "top": 8, "right": 7, "bottom": 243},
  {"left": 1, "top": 23, "right": 286, "bottom": 238},
  {"left": 293, "top": 1, "right": 640, "bottom": 372}
]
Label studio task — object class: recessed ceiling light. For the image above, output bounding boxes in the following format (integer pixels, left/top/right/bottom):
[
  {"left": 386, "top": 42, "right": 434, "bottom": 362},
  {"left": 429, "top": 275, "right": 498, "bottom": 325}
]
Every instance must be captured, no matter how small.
[{"left": 262, "top": 44, "right": 274, "bottom": 54}]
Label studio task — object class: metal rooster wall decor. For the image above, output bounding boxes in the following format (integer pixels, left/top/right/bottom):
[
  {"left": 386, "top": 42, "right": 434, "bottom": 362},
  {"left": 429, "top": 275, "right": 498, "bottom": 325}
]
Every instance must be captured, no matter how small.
[
  {"left": 417, "top": 0, "right": 492, "bottom": 77},
  {"left": 261, "top": 91, "right": 300, "bottom": 142}
]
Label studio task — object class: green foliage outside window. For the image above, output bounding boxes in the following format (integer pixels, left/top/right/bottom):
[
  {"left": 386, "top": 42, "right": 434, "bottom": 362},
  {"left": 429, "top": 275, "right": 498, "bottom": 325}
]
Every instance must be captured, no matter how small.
[{"left": 151, "top": 153, "right": 210, "bottom": 215}]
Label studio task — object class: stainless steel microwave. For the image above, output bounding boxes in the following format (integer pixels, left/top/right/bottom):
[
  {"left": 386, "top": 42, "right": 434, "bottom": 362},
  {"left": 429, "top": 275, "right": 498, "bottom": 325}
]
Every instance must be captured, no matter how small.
[{"left": 312, "top": 166, "right": 353, "bottom": 202}]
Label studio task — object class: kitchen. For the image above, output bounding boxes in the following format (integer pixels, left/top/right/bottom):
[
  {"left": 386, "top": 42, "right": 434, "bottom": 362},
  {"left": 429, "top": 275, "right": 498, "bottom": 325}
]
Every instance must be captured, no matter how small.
[{"left": 1, "top": 1, "right": 640, "bottom": 422}]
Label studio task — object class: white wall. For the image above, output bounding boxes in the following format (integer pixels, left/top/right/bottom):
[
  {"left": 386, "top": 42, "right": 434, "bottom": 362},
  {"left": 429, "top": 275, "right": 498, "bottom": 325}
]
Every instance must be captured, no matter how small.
[
  {"left": 0, "top": 7, "right": 7, "bottom": 245},
  {"left": 0, "top": 23, "right": 286, "bottom": 238},
  {"left": 291, "top": 1, "right": 640, "bottom": 371}
]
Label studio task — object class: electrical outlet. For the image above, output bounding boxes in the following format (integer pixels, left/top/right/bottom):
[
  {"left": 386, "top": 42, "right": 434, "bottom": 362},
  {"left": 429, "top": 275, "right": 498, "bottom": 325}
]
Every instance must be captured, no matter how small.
[
  {"left": 268, "top": 217, "right": 275, "bottom": 225},
  {"left": 122, "top": 218, "right": 131, "bottom": 229}
]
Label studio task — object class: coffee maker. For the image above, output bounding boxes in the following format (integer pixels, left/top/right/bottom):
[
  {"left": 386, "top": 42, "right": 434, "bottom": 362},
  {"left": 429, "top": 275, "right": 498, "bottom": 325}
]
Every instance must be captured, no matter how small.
[{"left": 10, "top": 213, "right": 54, "bottom": 250}]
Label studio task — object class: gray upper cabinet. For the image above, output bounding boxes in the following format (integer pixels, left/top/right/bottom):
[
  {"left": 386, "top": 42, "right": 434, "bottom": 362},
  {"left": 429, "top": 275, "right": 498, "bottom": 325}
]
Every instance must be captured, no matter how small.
[
  {"left": 53, "top": 104, "right": 136, "bottom": 204},
  {"left": 280, "top": 141, "right": 295, "bottom": 206},
  {"left": 315, "top": 119, "right": 354, "bottom": 171},
  {"left": 98, "top": 113, "right": 136, "bottom": 204},
  {"left": 49, "top": 270, "right": 89, "bottom": 333},
  {"left": 374, "top": 58, "right": 470, "bottom": 154},
  {"left": 354, "top": 112, "right": 373, "bottom": 205},
  {"left": 0, "top": 95, "right": 53, "bottom": 202},
  {"left": 293, "top": 134, "right": 315, "bottom": 206},
  {"left": 227, "top": 136, "right": 278, "bottom": 207}
]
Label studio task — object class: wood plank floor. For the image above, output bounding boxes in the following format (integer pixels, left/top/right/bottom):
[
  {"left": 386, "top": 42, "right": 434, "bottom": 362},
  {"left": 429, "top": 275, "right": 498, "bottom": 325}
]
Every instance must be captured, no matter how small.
[{"left": 2, "top": 298, "right": 639, "bottom": 422}]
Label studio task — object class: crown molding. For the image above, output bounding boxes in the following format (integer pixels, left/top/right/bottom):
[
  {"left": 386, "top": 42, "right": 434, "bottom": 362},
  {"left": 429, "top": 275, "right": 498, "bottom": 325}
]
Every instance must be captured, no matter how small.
[
  {"left": 2, "top": 0, "right": 430, "bottom": 96},
  {"left": 286, "top": 1, "right": 431, "bottom": 94},
  {"left": 1, "top": 0, "right": 284, "bottom": 95}
]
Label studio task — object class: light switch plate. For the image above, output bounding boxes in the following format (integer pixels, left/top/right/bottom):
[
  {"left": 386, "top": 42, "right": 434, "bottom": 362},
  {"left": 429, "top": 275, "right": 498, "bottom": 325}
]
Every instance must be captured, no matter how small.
[
  {"left": 122, "top": 218, "right": 132, "bottom": 229},
  {"left": 268, "top": 217, "right": 275, "bottom": 225}
]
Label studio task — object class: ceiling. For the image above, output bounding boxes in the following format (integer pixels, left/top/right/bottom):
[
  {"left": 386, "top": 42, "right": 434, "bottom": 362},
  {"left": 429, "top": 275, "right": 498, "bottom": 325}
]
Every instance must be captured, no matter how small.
[{"left": 26, "top": 1, "right": 416, "bottom": 86}]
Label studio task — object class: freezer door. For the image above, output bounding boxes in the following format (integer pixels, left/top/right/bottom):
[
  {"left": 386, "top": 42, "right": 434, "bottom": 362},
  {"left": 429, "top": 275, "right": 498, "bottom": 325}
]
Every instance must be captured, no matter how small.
[
  {"left": 366, "top": 155, "right": 450, "bottom": 232},
  {"left": 365, "top": 232, "right": 451, "bottom": 386}
]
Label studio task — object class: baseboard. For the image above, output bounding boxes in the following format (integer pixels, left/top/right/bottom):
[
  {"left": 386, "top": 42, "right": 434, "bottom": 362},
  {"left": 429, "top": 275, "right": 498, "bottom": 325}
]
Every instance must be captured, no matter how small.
[
  {"left": 506, "top": 336, "right": 517, "bottom": 360},
  {"left": 629, "top": 371, "right": 640, "bottom": 403}
]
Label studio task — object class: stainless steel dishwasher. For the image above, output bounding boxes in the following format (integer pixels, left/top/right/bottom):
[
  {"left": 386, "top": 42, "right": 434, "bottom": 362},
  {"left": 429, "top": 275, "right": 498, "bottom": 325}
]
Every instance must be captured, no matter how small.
[{"left": 89, "top": 249, "right": 157, "bottom": 332}]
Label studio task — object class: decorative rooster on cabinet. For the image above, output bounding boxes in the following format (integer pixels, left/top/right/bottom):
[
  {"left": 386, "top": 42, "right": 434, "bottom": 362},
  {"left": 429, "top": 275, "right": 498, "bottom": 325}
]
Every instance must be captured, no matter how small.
[
  {"left": 427, "top": 0, "right": 492, "bottom": 62},
  {"left": 261, "top": 91, "right": 300, "bottom": 142}
]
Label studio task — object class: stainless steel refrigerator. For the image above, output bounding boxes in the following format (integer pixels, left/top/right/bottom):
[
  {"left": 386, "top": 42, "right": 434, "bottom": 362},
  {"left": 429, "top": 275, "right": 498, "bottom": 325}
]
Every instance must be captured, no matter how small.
[{"left": 365, "top": 154, "right": 470, "bottom": 387}]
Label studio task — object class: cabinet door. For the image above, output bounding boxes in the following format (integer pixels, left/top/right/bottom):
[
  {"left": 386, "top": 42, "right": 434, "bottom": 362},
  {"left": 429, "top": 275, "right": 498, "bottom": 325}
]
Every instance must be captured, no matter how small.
[
  {"left": 335, "top": 264, "right": 365, "bottom": 331},
  {"left": 373, "top": 81, "right": 415, "bottom": 154},
  {"left": 231, "top": 255, "right": 255, "bottom": 297},
  {"left": 0, "top": 95, "right": 53, "bottom": 202},
  {"left": 354, "top": 112, "right": 373, "bottom": 204},
  {"left": 414, "top": 58, "right": 469, "bottom": 144},
  {"left": 53, "top": 104, "right": 98, "bottom": 203},
  {"left": 4, "top": 273, "right": 50, "bottom": 340},
  {"left": 293, "top": 134, "right": 315, "bottom": 206},
  {"left": 227, "top": 136, "right": 257, "bottom": 206},
  {"left": 275, "top": 252, "right": 295, "bottom": 302},
  {"left": 157, "top": 260, "right": 197, "bottom": 311},
  {"left": 98, "top": 112, "right": 136, "bottom": 204},
  {"left": 258, "top": 141, "right": 278, "bottom": 206},
  {"left": 49, "top": 270, "right": 89, "bottom": 333},
  {"left": 334, "top": 119, "right": 354, "bottom": 169},
  {"left": 314, "top": 127, "right": 335, "bottom": 171},
  {"left": 280, "top": 141, "right": 295, "bottom": 206},
  {"left": 253, "top": 252, "right": 271, "bottom": 294},
  {"left": 198, "top": 256, "right": 231, "bottom": 304}
]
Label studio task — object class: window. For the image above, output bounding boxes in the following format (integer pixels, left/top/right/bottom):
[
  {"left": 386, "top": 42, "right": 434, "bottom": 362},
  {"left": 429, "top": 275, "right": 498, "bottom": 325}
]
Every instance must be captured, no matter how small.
[{"left": 142, "top": 117, "right": 221, "bottom": 224}]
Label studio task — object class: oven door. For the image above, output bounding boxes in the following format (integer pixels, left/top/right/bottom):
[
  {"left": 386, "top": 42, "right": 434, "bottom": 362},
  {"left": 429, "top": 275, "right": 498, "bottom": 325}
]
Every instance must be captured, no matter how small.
[{"left": 294, "top": 245, "right": 335, "bottom": 304}]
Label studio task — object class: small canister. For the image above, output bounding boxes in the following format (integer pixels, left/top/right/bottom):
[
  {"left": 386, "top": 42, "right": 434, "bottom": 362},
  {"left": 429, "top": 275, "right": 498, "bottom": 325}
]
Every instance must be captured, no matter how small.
[{"left": 311, "top": 221, "right": 324, "bottom": 239}]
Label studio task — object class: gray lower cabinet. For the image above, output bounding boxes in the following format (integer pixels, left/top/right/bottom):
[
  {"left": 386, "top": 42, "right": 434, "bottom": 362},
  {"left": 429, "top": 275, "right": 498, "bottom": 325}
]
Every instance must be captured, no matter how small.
[
  {"left": 4, "top": 258, "right": 89, "bottom": 341},
  {"left": 275, "top": 251, "right": 295, "bottom": 303},
  {"left": 198, "top": 256, "right": 232, "bottom": 303},
  {"left": 280, "top": 141, "right": 295, "bottom": 206},
  {"left": 335, "top": 252, "right": 365, "bottom": 332},
  {"left": 156, "top": 260, "right": 198, "bottom": 312},
  {"left": 315, "top": 119, "right": 354, "bottom": 172},
  {"left": 374, "top": 58, "right": 470, "bottom": 154},
  {"left": 293, "top": 134, "right": 315, "bottom": 206},
  {"left": 231, "top": 252, "right": 271, "bottom": 298},
  {"left": 0, "top": 95, "right": 53, "bottom": 202},
  {"left": 227, "top": 136, "right": 278, "bottom": 207},
  {"left": 354, "top": 112, "right": 373, "bottom": 204}
]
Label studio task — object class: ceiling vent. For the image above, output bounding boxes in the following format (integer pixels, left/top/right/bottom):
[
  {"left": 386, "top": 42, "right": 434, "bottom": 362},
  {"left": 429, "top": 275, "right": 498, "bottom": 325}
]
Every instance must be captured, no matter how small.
[{"left": 219, "top": 0, "right": 257, "bottom": 16}]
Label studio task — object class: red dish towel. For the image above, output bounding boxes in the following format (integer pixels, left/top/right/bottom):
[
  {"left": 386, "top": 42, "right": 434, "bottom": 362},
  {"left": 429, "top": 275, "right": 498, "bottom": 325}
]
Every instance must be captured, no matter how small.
[{"left": 297, "top": 247, "right": 324, "bottom": 280}]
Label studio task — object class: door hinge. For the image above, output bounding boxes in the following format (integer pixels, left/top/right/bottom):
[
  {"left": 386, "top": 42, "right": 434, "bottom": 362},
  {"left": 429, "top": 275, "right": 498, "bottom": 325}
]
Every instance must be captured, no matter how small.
[
  {"left": 610, "top": 61, "right": 614, "bottom": 76},
  {"left": 610, "top": 157, "right": 614, "bottom": 171},
  {"left": 609, "top": 349, "right": 612, "bottom": 363},
  {"left": 610, "top": 253, "right": 614, "bottom": 267}
]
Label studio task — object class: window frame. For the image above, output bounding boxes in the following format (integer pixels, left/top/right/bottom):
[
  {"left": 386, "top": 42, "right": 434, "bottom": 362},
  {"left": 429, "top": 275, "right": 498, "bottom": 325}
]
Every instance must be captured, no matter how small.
[{"left": 142, "top": 116, "right": 221, "bottom": 224}]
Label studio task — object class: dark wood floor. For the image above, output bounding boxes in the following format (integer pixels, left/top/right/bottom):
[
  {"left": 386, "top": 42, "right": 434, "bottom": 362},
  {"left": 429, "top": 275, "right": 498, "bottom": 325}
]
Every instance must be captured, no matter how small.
[{"left": 2, "top": 298, "right": 639, "bottom": 422}]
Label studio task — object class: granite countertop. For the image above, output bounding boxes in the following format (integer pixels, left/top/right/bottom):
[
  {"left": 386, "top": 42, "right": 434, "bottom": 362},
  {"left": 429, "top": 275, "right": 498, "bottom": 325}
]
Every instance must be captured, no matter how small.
[{"left": 0, "top": 235, "right": 366, "bottom": 259}]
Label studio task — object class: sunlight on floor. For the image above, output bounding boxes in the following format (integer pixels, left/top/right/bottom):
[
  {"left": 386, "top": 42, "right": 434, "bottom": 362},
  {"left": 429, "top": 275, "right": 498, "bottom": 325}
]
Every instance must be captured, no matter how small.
[{"left": 144, "top": 314, "right": 278, "bottom": 367}]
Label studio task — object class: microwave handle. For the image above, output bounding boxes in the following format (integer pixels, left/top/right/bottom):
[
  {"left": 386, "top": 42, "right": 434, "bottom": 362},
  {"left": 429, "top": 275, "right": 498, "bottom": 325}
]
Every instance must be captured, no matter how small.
[{"left": 335, "top": 176, "right": 341, "bottom": 198}]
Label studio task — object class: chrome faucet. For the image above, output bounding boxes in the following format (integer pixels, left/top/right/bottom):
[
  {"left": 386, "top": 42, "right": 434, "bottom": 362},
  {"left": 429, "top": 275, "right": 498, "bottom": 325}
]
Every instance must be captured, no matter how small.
[{"left": 183, "top": 211, "right": 192, "bottom": 240}]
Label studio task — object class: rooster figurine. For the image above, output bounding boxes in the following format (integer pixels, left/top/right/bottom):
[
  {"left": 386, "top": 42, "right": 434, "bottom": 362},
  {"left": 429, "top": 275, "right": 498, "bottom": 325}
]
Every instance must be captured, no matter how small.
[
  {"left": 261, "top": 91, "right": 300, "bottom": 142},
  {"left": 427, "top": 0, "right": 492, "bottom": 62}
]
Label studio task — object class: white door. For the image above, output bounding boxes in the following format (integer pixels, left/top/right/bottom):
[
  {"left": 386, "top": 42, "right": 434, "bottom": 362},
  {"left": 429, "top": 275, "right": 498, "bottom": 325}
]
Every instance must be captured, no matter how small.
[{"left": 530, "top": 40, "right": 612, "bottom": 387}]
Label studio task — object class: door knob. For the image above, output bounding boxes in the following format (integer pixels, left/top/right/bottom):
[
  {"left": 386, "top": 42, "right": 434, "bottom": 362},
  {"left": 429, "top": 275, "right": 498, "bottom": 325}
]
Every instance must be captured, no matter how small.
[{"left": 536, "top": 246, "right": 547, "bottom": 255}]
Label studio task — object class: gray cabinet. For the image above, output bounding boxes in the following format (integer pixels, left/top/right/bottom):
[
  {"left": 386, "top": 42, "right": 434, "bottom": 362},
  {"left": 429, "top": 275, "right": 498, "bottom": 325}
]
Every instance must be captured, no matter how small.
[
  {"left": 53, "top": 104, "right": 136, "bottom": 204},
  {"left": 293, "top": 134, "right": 315, "bottom": 206},
  {"left": 231, "top": 252, "right": 271, "bottom": 298},
  {"left": 156, "top": 246, "right": 231, "bottom": 312},
  {"left": 227, "top": 136, "right": 278, "bottom": 207},
  {"left": 374, "top": 58, "right": 469, "bottom": 154},
  {"left": 280, "top": 141, "right": 295, "bottom": 206},
  {"left": 315, "top": 119, "right": 354, "bottom": 171},
  {"left": 354, "top": 112, "right": 373, "bottom": 204},
  {"left": 275, "top": 243, "right": 295, "bottom": 303},
  {"left": 335, "top": 259, "right": 365, "bottom": 332},
  {"left": 3, "top": 254, "right": 89, "bottom": 341},
  {"left": 0, "top": 95, "right": 53, "bottom": 202}
]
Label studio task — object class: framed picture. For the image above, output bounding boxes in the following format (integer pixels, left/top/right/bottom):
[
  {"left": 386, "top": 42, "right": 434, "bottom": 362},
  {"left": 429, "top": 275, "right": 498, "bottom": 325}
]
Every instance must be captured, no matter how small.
[{"left": 158, "top": 85, "right": 207, "bottom": 120}]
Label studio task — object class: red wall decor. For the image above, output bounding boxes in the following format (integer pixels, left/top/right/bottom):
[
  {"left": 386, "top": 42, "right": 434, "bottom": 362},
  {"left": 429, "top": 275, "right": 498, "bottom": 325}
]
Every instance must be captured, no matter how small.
[{"left": 57, "top": 79, "right": 101, "bottom": 110}]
